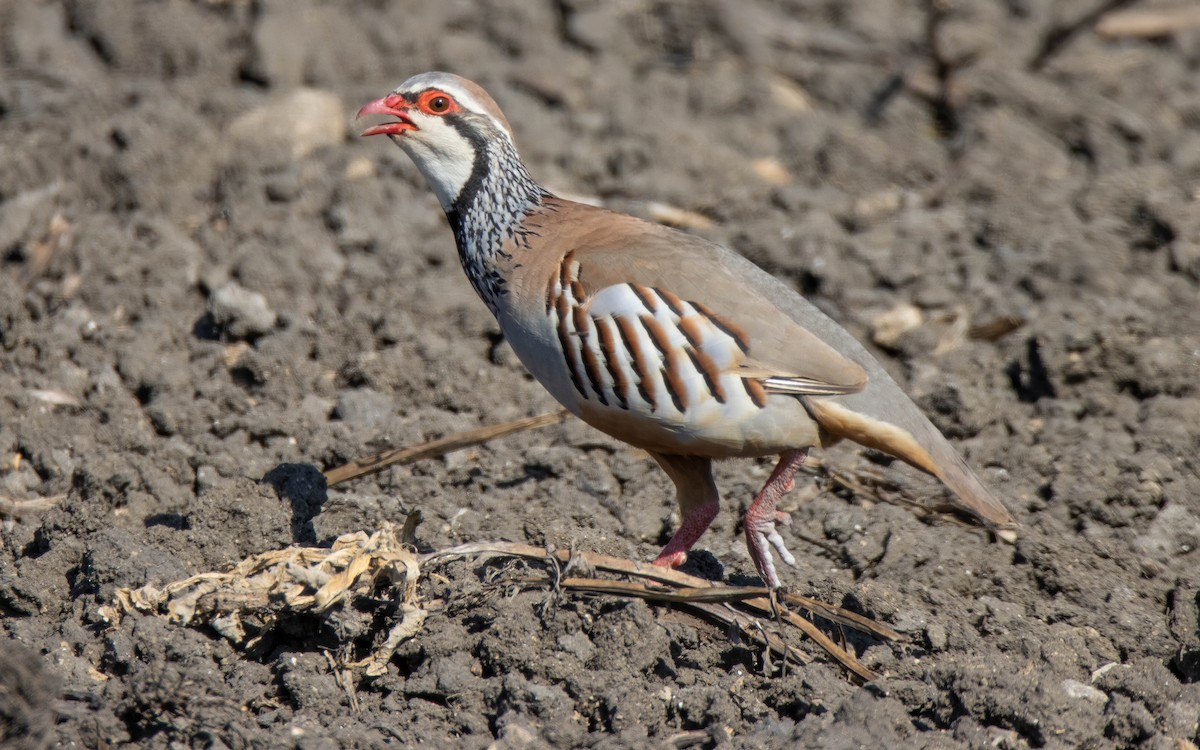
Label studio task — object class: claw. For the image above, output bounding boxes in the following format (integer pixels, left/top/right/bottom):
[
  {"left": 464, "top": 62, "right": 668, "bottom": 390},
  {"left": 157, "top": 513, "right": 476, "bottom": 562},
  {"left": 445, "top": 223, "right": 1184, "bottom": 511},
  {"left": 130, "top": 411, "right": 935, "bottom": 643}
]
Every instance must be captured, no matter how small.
[
  {"left": 767, "top": 511, "right": 796, "bottom": 565},
  {"left": 765, "top": 526, "right": 797, "bottom": 567},
  {"left": 746, "top": 513, "right": 798, "bottom": 589},
  {"left": 743, "top": 449, "right": 809, "bottom": 588}
]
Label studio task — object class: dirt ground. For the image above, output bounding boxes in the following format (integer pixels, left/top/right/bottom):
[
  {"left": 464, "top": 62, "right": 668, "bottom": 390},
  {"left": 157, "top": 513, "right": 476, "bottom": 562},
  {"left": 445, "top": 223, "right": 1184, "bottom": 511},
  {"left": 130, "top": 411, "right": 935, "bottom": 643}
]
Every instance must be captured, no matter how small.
[{"left": 2, "top": 0, "right": 1199, "bottom": 747}]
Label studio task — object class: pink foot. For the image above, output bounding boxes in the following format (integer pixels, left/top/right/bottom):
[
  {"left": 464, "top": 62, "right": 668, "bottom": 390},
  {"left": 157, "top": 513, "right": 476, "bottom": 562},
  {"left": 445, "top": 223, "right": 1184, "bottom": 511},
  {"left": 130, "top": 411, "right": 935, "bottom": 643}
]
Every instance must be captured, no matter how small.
[
  {"left": 745, "top": 510, "right": 797, "bottom": 589},
  {"left": 743, "top": 450, "right": 808, "bottom": 589},
  {"left": 652, "top": 499, "right": 719, "bottom": 569},
  {"left": 652, "top": 550, "right": 688, "bottom": 568},
  {"left": 647, "top": 453, "right": 721, "bottom": 571}
]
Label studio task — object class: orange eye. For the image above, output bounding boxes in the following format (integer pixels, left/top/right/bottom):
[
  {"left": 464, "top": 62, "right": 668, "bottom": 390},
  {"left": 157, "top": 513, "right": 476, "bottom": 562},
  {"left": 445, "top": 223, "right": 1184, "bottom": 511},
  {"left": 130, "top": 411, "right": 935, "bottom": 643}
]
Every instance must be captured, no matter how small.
[{"left": 421, "top": 91, "right": 455, "bottom": 114}]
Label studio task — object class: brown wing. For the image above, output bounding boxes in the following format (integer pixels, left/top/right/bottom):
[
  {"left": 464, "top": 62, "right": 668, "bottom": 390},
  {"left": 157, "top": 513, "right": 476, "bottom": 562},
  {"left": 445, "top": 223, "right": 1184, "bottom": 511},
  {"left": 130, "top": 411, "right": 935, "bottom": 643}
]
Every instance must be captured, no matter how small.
[{"left": 556, "top": 204, "right": 870, "bottom": 394}]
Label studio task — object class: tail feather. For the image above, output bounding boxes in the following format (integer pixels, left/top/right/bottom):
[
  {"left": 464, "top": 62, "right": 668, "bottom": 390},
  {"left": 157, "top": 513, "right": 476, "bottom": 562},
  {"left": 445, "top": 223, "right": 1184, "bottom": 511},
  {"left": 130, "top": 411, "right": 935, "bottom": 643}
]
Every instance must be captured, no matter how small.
[{"left": 805, "top": 398, "right": 1018, "bottom": 535}]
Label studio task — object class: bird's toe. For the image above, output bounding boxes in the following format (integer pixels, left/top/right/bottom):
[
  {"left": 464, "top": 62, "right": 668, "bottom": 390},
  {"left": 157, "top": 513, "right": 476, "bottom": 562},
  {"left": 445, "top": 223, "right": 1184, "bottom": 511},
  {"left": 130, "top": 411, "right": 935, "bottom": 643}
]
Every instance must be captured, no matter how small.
[{"left": 652, "top": 550, "right": 689, "bottom": 568}]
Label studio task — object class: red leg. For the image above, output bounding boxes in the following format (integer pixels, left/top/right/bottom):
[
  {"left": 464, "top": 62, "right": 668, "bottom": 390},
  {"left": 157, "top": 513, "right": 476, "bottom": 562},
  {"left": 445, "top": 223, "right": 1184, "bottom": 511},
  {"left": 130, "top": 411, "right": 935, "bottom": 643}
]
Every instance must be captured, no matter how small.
[
  {"left": 648, "top": 453, "right": 720, "bottom": 568},
  {"left": 744, "top": 448, "right": 808, "bottom": 588}
]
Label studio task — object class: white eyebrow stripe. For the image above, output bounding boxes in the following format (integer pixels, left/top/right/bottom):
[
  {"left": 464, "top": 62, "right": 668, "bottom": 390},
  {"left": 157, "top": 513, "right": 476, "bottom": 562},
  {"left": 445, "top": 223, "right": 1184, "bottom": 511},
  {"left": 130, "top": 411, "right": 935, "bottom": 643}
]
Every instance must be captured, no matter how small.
[{"left": 441, "top": 84, "right": 514, "bottom": 143}]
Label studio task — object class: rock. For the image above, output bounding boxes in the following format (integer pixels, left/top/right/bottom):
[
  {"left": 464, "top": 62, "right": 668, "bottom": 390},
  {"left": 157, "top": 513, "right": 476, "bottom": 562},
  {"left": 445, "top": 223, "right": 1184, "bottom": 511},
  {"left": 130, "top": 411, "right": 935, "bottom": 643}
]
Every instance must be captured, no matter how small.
[
  {"left": 334, "top": 388, "right": 393, "bottom": 427},
  {"left": 870, "top": 303, "right": 924, "bottom": 350},
  {"left": 208, "top": 282, "right": 277, "bottom": 339},
  {"left": 1062, "top": 679, "right": 1107, "bottom": 703}
]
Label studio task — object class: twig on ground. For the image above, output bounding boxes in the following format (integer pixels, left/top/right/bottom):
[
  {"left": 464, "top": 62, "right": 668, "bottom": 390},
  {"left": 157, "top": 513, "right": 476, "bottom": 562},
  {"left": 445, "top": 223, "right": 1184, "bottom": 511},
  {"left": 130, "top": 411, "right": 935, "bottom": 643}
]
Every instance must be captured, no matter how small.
[
  {"left": 0, "top": 494, "right": 65, "bottom": 518},
  {"left": 968, "top": 314, "right": 1027, "bottom": 342},
  {"left": 323, "top": 409, "right": 570, "bottom": 486},
  {"left": 1096, "top": 6, "right": 1200, "bottom": 37}
]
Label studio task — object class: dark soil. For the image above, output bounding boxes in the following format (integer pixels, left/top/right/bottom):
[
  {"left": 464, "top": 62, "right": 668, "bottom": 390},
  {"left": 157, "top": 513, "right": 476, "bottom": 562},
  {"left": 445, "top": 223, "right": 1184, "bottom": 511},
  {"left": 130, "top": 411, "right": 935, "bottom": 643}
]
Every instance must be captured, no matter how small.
[{"left": 2, "top": 1, "right": 1199, "bottom": 747}]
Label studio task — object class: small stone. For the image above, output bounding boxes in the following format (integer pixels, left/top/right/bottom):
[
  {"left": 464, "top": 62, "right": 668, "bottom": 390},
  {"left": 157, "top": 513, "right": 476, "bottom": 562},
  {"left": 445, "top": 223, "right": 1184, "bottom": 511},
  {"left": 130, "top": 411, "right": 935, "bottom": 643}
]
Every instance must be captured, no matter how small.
[
  {"left": 144, "top": 405, "right": 178, "bottom": 436},
  {"left": 493, "top": 721, "right": 537, "bottom": 749},
  {"left": 925, "top": 622, "right": 948, "bottom": 651},
  {"left": 334, "top": 388, "right": 393, "bottom": 427},
  {"left": 0, "top": 183, "right": 62, "bottom": 256},
  {"left": 556, "top": 631, "right": 596, "bottom": 662},
  {"left": 441, "top": 450, "right": 470, "bottom": 471},
  {"left": 871, "top": 303, "right": 924, "bottom": 350},
  {"left": 751, "top": 157, "right": 792, "bottom": 186},
  {"left": 889, "top": 608, "right": 929, "bottom": 635},
  {"left": 768, "top": 73, "right": 811, "bottom": 112},
  {"left": 298, "top": 395, "right": 334, "bottom": 423},
  {"left": 208, "top": 282, "right": 277, "bottom": 339},
  {"left": 1061, "top": 678, "right": 1107, "bottom": 703},
  {"left": 1132, "top": 502, "right": 1200, "bottom": 562},
  {"left": 195, "top": 465, "right": 223, "bottom": 494},
  {"left": 852, "top": 189, "right": 905, "bottom": 224},
  {"left": 565, "top": 5, "right": 623, "bottom": 51}
]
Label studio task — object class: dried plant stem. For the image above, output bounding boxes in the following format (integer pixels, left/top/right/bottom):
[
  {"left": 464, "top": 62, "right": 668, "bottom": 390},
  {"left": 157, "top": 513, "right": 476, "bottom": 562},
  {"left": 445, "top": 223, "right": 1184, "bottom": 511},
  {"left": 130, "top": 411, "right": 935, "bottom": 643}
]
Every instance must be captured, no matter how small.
[{"left": 324, "top": 409, "right": 570, "bottom": 486}]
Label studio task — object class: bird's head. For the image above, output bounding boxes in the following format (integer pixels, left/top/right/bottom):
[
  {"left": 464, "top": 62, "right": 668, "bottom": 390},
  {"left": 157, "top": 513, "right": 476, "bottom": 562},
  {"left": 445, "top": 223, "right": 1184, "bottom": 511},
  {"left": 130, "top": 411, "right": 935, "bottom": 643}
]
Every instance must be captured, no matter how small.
[{"left": 357, "top": 72, "right": 516, "bottom": 210}]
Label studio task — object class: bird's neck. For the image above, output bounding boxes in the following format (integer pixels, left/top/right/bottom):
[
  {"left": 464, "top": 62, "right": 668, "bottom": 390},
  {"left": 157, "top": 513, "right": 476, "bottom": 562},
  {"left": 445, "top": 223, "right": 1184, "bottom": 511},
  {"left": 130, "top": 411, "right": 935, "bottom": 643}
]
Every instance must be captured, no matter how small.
[{"left": 445, "top": 140, "right": 550, "bottom": 312}]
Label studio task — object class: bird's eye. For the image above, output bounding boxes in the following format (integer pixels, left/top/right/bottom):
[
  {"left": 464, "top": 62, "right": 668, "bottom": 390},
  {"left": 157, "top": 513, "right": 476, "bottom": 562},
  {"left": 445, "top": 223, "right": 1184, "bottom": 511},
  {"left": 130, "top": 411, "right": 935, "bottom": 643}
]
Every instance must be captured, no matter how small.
[{"left": 428, "top": 96, "right": 450, "bottom": 113}]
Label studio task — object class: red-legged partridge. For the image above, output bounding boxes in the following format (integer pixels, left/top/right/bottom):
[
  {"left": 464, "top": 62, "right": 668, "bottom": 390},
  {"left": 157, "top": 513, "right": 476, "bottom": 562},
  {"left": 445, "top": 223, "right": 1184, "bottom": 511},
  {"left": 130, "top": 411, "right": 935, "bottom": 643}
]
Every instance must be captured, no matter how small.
[{"left": 358, "top": 72, "right": 1017, "bottom": 589}]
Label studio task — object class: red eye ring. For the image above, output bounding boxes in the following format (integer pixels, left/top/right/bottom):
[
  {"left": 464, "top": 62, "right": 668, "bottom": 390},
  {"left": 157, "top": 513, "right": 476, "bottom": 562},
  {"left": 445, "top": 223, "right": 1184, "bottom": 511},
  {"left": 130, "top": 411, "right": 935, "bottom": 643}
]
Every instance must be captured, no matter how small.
[{"left": 419, "top": 91, "right": 457, "bottom": 115}]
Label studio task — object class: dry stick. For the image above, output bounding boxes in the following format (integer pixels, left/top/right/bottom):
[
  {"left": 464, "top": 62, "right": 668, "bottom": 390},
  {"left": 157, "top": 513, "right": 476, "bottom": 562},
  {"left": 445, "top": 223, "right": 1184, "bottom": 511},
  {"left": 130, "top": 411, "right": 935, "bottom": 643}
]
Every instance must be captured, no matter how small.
[
  {"left": 324, "top": 409, "right": 571, "bottom": 486},
  {"left": 968, "top": 315, "right": 1026, "bottom": 342},
  {"left": 0, "top": 494, "right": 65, "bottom": 518},
  {"left": 780, "top": 591, "right": 901, "bottom": 642},
  {"left": 801, "top": 453, "right": 996, "bottom": 533},
  {"left": 1096, "top": 6, "right": 1200, "bottom": 37}
]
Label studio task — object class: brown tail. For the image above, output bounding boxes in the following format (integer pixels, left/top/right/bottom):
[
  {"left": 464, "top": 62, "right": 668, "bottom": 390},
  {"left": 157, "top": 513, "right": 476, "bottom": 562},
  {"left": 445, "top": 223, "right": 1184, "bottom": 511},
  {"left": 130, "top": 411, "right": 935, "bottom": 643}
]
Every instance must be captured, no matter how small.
[{"left": 806, "top": 398, "right": 1018, "bottom": 537}]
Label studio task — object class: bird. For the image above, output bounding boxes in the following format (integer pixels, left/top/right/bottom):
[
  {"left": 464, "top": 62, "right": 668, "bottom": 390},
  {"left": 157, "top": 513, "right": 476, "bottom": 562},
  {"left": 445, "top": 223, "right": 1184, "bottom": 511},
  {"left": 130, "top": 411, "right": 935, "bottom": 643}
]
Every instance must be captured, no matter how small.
[{"left": 357, "top": 72, "right": 1017, "bottom": 589}]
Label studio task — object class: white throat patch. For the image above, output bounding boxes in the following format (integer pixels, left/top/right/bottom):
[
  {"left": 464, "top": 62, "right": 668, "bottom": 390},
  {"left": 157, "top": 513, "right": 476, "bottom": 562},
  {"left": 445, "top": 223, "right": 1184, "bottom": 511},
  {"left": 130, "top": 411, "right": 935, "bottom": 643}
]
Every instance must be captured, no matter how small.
[{"left": 395, "top": 123, "right": 476, "bottom": 211}]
